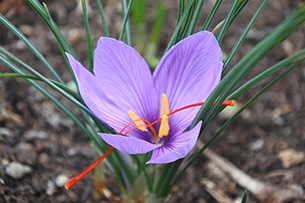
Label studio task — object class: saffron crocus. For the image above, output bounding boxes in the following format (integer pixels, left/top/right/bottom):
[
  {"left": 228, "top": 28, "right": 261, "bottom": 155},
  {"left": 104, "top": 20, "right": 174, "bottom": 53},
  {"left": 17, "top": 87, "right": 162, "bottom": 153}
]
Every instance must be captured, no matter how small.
[{"left": 66, "top": 31, "right": 222, "bottom": 164}]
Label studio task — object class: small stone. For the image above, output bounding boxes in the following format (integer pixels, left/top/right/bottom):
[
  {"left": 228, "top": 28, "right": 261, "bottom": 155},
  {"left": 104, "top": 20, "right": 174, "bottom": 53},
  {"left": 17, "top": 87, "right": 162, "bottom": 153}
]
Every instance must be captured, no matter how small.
[
  {"left": 272, "top": 116, "right": 285, "bottom": 126},
  {"left": 249, "top": 139, "right": 264, "bottom": 151},
  {"left": 55, "top": 174, "right": 69, "bottom": 188},
  {"left": 2, "top": 158, "right": 9, "bottom": 166},
  {"left": 67, "top": 148, "right": 77, "bottom": 156},
  {"left": 6, "top": 161, "right": 32, "bottom": 179},
  {"left": 67, "top": 28, "right": 84, "bottom": 46},
  {"left": 0, "top": 128, "right": 11, "bottom": 137},
  {"left": 0, "top": 177, "right": 5, "bottom": 185},
  {"left": 15, "top": 143, "right": 37, "bottom": 165},
  {"left": 24, "top": 130, "right": 47, "bottom": 140},
  {"left": 19, "top": 24, "right": 34, "bottom": 36},
  {"left": 32, "top": 174, "right": 45, "bottom": 193},
  {"left": 38, "top": 152, "right": 49, "bottom": 166},
  {"left": 282, "top": 39, "right": 295, "bottom": 56},
  {"left": 46, "top": 180, "right": 56, "bottom": 196}
]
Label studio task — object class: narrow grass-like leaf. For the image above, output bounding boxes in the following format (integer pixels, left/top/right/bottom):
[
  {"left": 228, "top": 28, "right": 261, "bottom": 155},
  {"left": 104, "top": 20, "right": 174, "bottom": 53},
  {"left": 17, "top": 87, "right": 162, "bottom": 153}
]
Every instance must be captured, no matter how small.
[
  {"left": 216, "top": 0, "right": 249, "bottom": 42},
  {"left": 0, "top": 14, "right": 64, "bottom": 83},
  {"left": 0, "top": 73, "right": 39, "bottom": 80},
  {"left": 165, "top": 2, "right": 194, "bottom": 52},
  {"left": 201, "top": 0, "right": 223, "bottom": 30},
  {"left": 0, "top": 72, "right": 80, "bottom": 100},
  {"left": 176, "top": 2, "right": 194, "bottom": 40},
  {"left": 96, "top": 0, "right": 110, "bottom": 37},
  {"left": 81, "top": 0, "right": 94, "bottom": 71},
  {"left": 222, "top": 0, "right": 268, "bottom": 73},
  {"left": 241, "top": 190, "right": 249, "bottom": 203},
  {"left": 185, "top": 0, "right": 204, "bottom": 36},
  {"left": 178, "top": 0, "right": 186, "bottom": 19},
  {"left": 154, "top": 159, "right": 183, "bottom": 197},
  {"left": 119, "top": 0, "right": 133, "bottom": 44},
  {"left": 174, "top": 1, "right": 196, "bottom": 42}
]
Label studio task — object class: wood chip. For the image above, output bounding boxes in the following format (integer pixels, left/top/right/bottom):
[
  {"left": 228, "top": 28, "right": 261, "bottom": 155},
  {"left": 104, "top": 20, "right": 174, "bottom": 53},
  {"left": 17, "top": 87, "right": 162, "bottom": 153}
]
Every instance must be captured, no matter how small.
[{"left": 278, "top": 148, "right": 305, "bottom": 168}]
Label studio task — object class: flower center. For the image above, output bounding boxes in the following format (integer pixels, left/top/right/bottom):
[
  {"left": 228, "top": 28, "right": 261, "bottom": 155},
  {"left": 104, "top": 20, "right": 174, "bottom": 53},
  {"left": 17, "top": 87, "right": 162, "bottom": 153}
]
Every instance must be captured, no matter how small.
[{"left": 128, "top": 93, "right": 171, "bottom": 140}]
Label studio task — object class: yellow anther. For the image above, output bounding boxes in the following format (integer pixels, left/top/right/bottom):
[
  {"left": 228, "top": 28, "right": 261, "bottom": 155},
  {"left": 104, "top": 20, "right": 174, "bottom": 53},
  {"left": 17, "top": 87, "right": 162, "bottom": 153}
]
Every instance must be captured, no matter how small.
[
  {"left": 128, "top": 110, "right": 147, "bottom": 132},
  {"left": 158, "top": 115, "right": 170, "bottom": 138},
  {"left": 160, "top": 93, "right": 170, "bottom": 117},
  {"left": 158, "top": 94, "right": 170, "bottom": 138}
]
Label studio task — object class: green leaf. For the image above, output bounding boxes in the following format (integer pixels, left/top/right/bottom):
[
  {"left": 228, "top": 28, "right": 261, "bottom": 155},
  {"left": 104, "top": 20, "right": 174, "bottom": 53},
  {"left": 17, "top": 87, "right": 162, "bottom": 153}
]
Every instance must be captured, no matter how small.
[
  {"left": 222, "top": 0, "right": 269, "bottom": 72},
  {"left": 216, "top": 0, "right": 249, "bottom": 42},
  {"left": 201, "top": 0, "right": 223, "bottom": 30},
  {"left": 96, "top": 0, "right": 110, "bottom": 37},
  {"left": 119, "top": 0, "right": 134, "bottom": 44},
  {"left": 81, "top": 0, "right": 95, "bottom": 71},
  {"left": 241, "top": 190, "right": 249, "bottom": 203}
]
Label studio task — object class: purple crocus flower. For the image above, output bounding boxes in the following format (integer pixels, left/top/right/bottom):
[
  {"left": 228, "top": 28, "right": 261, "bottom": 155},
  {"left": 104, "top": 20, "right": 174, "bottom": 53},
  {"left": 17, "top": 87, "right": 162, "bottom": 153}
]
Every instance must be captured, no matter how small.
[{"left": 66, "top": 31, "right": 222, "bottom": 164}]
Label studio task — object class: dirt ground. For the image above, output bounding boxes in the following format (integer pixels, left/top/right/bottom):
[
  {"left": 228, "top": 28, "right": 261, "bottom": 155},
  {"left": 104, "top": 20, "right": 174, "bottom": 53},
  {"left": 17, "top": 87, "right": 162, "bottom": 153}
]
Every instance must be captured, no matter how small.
[{"left": 0, "top": 0, "right": 305, "bottom": 202}]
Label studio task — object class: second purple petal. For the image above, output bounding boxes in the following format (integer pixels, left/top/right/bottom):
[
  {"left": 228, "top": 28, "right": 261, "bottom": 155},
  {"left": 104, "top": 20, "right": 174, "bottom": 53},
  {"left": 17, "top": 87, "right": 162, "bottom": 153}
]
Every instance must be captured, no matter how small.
[{"left": 153, "top": 31, "right": 223, "bottom": 126}]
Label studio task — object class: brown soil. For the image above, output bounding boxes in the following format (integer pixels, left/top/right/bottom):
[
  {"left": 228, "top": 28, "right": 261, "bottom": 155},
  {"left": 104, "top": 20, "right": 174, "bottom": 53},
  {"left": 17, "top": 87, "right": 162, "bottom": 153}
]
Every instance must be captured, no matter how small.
[{"left": 0, "top": 0, "right": 304, "bottom": 202}]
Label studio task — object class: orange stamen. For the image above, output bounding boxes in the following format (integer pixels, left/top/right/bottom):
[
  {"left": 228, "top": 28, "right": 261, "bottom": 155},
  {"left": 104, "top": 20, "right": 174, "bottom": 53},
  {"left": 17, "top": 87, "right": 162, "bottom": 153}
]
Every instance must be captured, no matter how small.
[
  {"left": 122, "top": 118, "right": 157, "bottom": 138},
  {"left": 65, "top": 99, "right": 234, "bottom": 189},
  {"left": 128, "top": 110, "right": 148, "bottom": 132},
  {"left": 160, "top": 94, "right": 170, "bottom": 117}
]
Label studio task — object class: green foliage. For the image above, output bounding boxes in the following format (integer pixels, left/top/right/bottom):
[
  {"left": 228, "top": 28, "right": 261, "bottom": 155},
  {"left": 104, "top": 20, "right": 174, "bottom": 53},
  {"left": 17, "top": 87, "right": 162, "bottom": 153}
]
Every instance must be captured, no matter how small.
[{"left": 241, "top": 190, "right": 249, "bottom": 203}]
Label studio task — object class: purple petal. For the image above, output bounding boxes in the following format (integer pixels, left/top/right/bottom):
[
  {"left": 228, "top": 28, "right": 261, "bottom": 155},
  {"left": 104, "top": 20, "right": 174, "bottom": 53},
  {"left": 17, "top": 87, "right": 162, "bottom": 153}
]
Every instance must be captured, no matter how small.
[
  {"left": 147, "top": 122, "right": 202, "bottom": 164},
  {"left": 153, "top": 31, "right": 222, "bottom": 127},
  {"left": 99, "top": 133, "right": 161, "bottom": 154},
  {"left": 93, "top": 38, "right": 158, "bottom": 121},
  {"left": 66, "top": 53, "right": 130, "bottom": 131}
]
